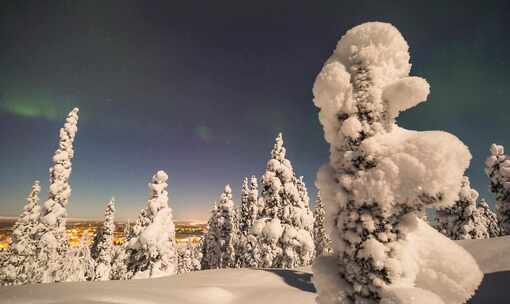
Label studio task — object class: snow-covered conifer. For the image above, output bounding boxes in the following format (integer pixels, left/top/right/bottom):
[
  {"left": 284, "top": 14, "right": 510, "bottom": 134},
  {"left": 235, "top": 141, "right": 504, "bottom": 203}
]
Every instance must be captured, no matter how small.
[
  {"left": 257, "top": 134, "right": 315, "bottom": 268},
  {"left": 201, "top": 203, "right": 219, "bottom": 270},
  {"left": 0, "top": 181, "right": 41, "bottom": 285},
  {"left": 125, "top": 170, "right": 177, "bottom": 279},
  {"left": 485, "top": 143, "right": 510, "bottom": 235},
  {"left": 61, "top": 231, "right": 95, "bottom": 282},
  {"left": 478, "top": 199, "right": 501, "bottom": 237},
  {"left": 177, "top": 240, "right": 201, "bottom": 274},
  {"left": 212, "top": 185, "right": 238, "bottom": 268},
  {"left": 312, "top": 22, "right": 482, "bottom": 303},
  {"left": 91, "top": 198, "right": 116, "bottom": 281},
  {"left": 237, "top": 176, "right": 261, "bottom": 267},
  {"left": 435, "top": 177, "right": 489, "bottom": 240},
  {"left": 313, "top": 191, "right": 332, "bottom": 257},
  {"left": 110, "top": 245, "right": 129, "bottom": 280},
  {"left": 36, "top": 107, "right": 79, "bottom": 283}
]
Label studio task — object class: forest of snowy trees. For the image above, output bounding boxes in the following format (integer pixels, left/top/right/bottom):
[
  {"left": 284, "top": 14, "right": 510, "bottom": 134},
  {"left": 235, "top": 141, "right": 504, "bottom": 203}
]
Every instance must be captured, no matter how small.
[{"left": 0, "top": 20, "right": 509, "bottom": 304}]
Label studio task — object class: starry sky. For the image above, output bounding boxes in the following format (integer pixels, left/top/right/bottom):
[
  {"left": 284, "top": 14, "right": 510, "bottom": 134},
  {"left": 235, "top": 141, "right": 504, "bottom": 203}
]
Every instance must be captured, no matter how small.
[{"left": 0, "top": 1, "right": 509, "bottom": 221}]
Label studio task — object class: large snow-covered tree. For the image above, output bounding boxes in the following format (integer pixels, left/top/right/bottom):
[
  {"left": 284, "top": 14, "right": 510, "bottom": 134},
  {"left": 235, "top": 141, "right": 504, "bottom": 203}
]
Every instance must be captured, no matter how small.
[
  {"left": 311, "top": 22, "right": 482, "bottom": 304},
  {"left": 313, "top": 191, "right": 332, "bottom": 257},
  {"left": 36, "top": 107, "right": 79, "bottom": 283},
  {"left": 0, "top": 181, "right": 41, "bottom": 285},
  {"left": 256, "top": 133, "right": 315, "bottom": 268},
  {"left": 91, "top": 198, "right": 116, "bottom": 281},
  {"left": 485, "top": 143, "right": 510, "bottom": 235},
  {"left": 478, "top": 198, "right": 501, "bottom": 238},
  {"left": 125, "top": 170, "right": 177, "bottom": 279},
  {"left": 435, "top": 177, "right": 489, "bottom": 240}
]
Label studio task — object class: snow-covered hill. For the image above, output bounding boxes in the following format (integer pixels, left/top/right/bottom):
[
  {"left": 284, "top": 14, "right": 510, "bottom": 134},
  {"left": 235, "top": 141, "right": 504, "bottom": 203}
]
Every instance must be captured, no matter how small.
[{"left": 1, "top": 237, "right": 509, "bottom": 304}]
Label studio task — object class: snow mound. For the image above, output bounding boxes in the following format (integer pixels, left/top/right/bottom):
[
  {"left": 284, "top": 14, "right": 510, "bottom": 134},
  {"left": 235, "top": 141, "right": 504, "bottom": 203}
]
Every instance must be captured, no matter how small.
[{"left": 0, "top": 268, "right": 315, "bottom": 304}]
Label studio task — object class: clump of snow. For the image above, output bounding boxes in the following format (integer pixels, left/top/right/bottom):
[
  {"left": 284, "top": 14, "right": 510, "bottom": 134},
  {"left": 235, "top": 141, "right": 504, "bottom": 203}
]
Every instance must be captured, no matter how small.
[{"left": 382, "top": 77, "right": 430, "bottom": 120}]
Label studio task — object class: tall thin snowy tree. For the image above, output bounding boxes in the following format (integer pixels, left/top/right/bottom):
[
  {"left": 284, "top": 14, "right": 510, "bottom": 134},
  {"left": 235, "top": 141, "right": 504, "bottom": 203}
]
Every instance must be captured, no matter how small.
[
  {"left": 256, "top": 133, "right": 314, "bottom": 268},
  {"left": 435, "top": 177, "right": 489, "bottom": 240},
  {"left": 201, "top": 203, "right": 219, "bottom": 270},
  {"left": 1, "top": 181, "right": 41, "bottom": 285},
  {"left": 91, "top": 198, "right": 116, "bottom": 281},
  {"left": 313, "top": 191, "right": 332, "bottom": 257},
  {"left": 125, "top": 170, "right": 177, "bottom": 279},
  {"left": 36, "top": 107, "right": 79, "bottom": 283},
  {"left": 237, "top": 176, "right": 261, "bottom": 267},
  {"left": 485, "top": 143, "right": 510, "bottom": 235},
  {"left": 211, "top": 185, "right": 238, "bottom": 268},
  {"left": 312, "top": 22, "right": 482, "bottom": 303}
]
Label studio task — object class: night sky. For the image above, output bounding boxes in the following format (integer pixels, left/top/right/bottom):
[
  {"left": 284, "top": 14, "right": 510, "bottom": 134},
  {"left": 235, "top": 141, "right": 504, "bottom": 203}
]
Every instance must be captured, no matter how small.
[{"left": 0, "top": 1, "right": 509, "bottom": 220}]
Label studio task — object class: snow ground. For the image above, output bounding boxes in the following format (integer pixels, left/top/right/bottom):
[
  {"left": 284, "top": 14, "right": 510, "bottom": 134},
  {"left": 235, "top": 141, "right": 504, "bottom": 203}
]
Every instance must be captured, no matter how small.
[{"left": 1, "top": 236, "right": 509, "bottom": 304}]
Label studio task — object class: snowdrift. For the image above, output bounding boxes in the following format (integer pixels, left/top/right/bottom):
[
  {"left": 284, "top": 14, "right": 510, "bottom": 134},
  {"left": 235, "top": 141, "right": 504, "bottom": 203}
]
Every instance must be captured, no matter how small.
[{"left": 1, "top": 236, "right": 509, "bottom": 304}]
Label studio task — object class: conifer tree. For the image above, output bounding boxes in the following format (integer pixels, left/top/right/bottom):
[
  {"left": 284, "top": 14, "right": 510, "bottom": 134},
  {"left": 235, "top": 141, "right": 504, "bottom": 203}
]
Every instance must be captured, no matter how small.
[
  {"left": 177, "top": 240, "right": 201, "bottom": 274},
  {"left": 214, "top": 185, "right": 238, "bottom": 268},
  {"left": 61, "top": 231, "right": 95, "bottom": 282},
  {"left": 91, "top": 198, "right": 116, "bottom": 281},
  {"left": 313, "top": 191, "right": 332, "bottom": 257},
  {"left": 0, "top": 181, "right": 41, "bottom": 285},
  {"left": 478, "top": 199, "right": 501, "bottom": 238},
  {"left": 485, "top": 143, "right": 510, "bottom": 235},
  {"left": 201, "top": 203, "right": 219, "bottom": 270},
  {"left": 257, "top": 133, "right": 315, "bottom": 268},
  {"left": 237, "top": 176, "right": 261, "bottom": 267},
  {"left": 110, "top": 244, "right": 129, "bottom": 280},
  {"left": 36, "top": 107, "right": 79, "bottom": 283},
  {"left": 311, "top": 22, "right": 481, "bottom": 303},
  {"left": 435, "top": 177, "right": 489, "bottom": 240},
  {"left": 125, "top": 170, "right": 177, "bottom": 279}
]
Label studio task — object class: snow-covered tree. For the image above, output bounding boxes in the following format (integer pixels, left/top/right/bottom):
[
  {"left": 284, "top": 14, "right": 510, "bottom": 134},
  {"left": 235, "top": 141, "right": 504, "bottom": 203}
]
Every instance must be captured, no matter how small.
[
  {"left": 485, "top": 143, "right": 510, "bottom": 235},
  {"left": 435, "top": 177, "right": 489, "bottom": 240},
  {"left": 61, "top": 231, "right": 95, "bottom": 282},
  {"left": 177, "top": 240, "right": 202, "bottom": 274},
  {"left": 91, "top": 198, "right": 116, "bottom": 281},
  {"left": 237, "top": 176, "right": 261, "bottom": 267},
  {"left": 110, "top": 244, "right": 129, "bottom": 280},
  {"left": 201, "top": 203, "right": 219, "bottom": 270},
  {"left": 36, "top": 107, "right": 79, "bottom": 283},
  {"left": 312, "top": 22, "right": 482, "bottom": 303},
  {"left": 256, "top": 133, "right": 315, "bottom": 268},
  {"left": 209, "top": 185, "right": 238, "bottom": 268},
  {"left": 313, "top": 191, "right": 332, "bottom": 257},
  {"left": 239, "top": 177, "right": 258, "bottom": 237},
  {"left": 478, "top": 198, "right": 501, "bottom": 237},
  {"left": 125, "top": 170, "right": 177, "bottom": 279},
  {"left": 0, "top": 181, "right": 41, "bottom": 285}
]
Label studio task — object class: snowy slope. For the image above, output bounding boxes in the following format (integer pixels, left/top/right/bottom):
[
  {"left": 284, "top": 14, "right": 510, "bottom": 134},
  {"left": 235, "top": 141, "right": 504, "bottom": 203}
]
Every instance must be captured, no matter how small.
[
  {"left": 458, "top": 235, "right": 510, "bottom": 274},
  {"left": 1, "top": 237, "right": 509, "bottom": 304}
]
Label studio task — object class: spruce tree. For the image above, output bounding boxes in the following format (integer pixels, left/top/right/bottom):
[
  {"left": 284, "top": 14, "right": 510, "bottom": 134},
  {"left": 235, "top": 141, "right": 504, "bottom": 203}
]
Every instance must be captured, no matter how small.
[
  {"left": 311, "top": 22, "right": 481, "bottom": 302},
  {"left": 257, "top": 133, "right": 315, "bottom": 268},
  {"left": 61, "top": 231, "right": 95, "bottom": 282},
  {"left": 237, "top": 176, "right": 261, "bottom": 267},
  {"left": 485, "top": 143, "right": 510, "bottom": 235},
  {"left": 201, "top": 203, "right": 219, "bottom": 270},
  {"left": 313, "top": 191, "right": 332, "bottom": 257},
  {"left": 435, "top": 177, "right": 489, "bottom": 240},
  {"left": 91, "top": 198, "right": 116, "bottom": 281},
  {"left": 1, "top": 181, "right": 41, "bottom": 285},
  {"left": 214, "top": 185, "right": 238, "bottom": 268},
  {"left": 125, "top": 170, "right": 177, "bottom": 278},
  {"left": 177, "top": 240, "right": 201, "bottom": 274},
  {"left": 36, "top": 107, "right": 79, "bottom": 283},
  {"left": 478, "top": 198, "right": 501, "bottom": 238}
]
